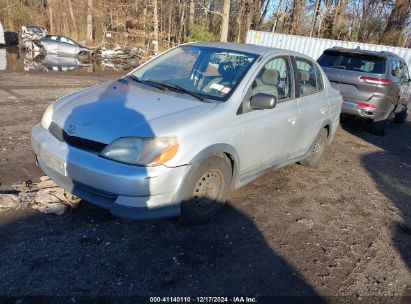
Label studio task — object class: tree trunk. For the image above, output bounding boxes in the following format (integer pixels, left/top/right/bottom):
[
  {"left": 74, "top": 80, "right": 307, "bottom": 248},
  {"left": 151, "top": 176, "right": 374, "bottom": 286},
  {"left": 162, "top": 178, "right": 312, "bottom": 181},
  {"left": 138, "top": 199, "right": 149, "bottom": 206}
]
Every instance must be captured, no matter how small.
[
  {"left": 383, "top": 0, "right": 411, "bottom": 45},
  {"left": 189, "top": 0, "right": 195, "bottom": 24},
  {"left": 86, "top": 0, "right": 93, "bottom": 43},
  {"left": 271, "top": 0, "right": 283, "bottom": 33},
  {"left": 245, "top": 1, "right": 252, "bottom": 33},
  {"left": 168, "top": 0, "right": 172, "bottom": 46},
  {"left": 178, "top": 0, "right": 186, "bottom": 43},
  {"left": 257, "top": 0, "right": 270, "bottom": 30},
  {"left": 220, "top": 0, "right": 231, "bottom": 42},
  {"left": 67, "top": 0, "right": 77, "bottom": 34},
  {"left": 48, "top": 0, "right": 54, "bottom": 34},
  {"left": 235, "top": 0, "right": 244, "bottom": 42},
  {"left": 153, "top": 0, "right": 159, "bottom": 53},
  {"left": 309, "top": 0, "right": 321, "bottom": 37}
]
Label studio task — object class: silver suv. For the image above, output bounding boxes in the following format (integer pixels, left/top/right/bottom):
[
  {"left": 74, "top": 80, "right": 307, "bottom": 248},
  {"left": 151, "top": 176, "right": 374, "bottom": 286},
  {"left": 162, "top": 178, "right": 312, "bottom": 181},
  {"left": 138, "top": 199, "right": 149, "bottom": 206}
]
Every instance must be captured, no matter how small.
[
  {"left": 318, "top": 47, "right": 410, "bottom": 135},
  {"left": 32, "top": 43, "right": 342, "bottom": 223}
]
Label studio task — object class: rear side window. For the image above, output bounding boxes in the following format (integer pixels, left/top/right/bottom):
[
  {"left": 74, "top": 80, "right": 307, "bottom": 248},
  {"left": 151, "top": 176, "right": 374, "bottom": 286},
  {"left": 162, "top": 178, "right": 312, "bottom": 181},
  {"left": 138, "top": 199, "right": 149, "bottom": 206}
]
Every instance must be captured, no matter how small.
[
  {"left": 295, "top": 57, "right": 320, "bottom": 96},
  {"left": 318, "top": 51, "right": 386, "bottom": 74}
]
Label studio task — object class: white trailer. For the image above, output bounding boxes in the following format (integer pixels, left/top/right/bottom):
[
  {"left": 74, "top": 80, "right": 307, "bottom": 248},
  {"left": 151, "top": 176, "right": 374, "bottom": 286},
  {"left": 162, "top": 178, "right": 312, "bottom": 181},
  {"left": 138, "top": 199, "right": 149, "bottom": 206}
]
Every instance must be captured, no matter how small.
[
  {"left": 0, "top": 21, "right": 5, "bottom": 45},
  {"left": 246, "top": 30, "right": 411, "bottom": 70}
]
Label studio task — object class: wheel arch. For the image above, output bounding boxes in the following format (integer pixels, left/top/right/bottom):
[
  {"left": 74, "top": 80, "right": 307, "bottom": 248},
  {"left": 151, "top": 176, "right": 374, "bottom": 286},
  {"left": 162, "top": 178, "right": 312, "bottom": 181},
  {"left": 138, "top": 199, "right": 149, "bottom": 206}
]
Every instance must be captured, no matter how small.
[{"left": 188, "top": 144, "right": 240, "bottom": 189}]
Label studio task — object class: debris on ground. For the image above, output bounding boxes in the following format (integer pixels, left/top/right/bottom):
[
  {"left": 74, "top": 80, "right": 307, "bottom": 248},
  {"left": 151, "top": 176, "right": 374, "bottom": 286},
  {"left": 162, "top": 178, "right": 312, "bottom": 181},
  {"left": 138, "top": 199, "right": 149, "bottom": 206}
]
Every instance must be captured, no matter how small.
[
  {"left": 94, "top": 44, "right": 146, "bottom": 70},
  {"left": 296, "top": 218, "right": 314, "bottom": 230},
  {"left": 0, "top": 176, "right": 80, "bottom": 215},
  {"left": 19, "top": 25, "right": 47, "bottom": 52}
]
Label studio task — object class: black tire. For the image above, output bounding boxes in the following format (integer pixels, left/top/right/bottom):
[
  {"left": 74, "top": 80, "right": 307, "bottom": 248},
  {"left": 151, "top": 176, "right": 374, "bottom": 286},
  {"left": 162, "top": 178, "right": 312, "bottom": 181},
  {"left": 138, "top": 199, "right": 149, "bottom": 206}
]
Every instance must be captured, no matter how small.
[
  {"left": 300, "top": 128, "right": 328, "bottom": 168},
  {"left": 394, "top": 108, "right": 408, "bottom": 124},
  {"left": 371, "top": 113, "right": 393, "bottom": 136},
  {"left": 181, "top": 155, "right": 232, "bottom": 224}
]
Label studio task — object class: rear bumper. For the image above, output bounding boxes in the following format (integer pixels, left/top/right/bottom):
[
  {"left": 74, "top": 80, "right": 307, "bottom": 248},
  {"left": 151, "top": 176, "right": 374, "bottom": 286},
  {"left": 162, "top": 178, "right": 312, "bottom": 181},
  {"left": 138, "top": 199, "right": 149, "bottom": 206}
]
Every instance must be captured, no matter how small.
[
  {"left": 341, "top": 97, "right": 395, "bottom": 122},
  {"left": 341, "top": 100, "right": 376, "bottom": 119},
  {"left": 31, "top": 124, "right": 188, "bottom": 219}
]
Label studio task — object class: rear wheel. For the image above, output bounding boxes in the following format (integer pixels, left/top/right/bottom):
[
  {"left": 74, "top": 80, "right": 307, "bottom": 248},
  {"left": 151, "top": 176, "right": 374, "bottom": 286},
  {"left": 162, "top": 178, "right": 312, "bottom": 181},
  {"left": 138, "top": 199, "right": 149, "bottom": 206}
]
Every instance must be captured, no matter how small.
[
  {"left": 181, "top": 155, "right": 232, "bottom": 224},
  {"left": 371, "top": 112, "right": 394, "bottom": 136},
  {"left": 300, "top": 128, "right": 328, "bottom": 168},
  {"left": 394, "top": 107, "right": 408, "bottom": 124}
]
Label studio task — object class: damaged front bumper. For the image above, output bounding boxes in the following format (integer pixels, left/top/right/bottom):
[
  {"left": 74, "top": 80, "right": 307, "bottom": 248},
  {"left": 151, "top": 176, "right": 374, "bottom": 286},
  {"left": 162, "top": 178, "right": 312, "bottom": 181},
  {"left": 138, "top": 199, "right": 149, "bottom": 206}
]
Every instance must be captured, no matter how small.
[{"left": 31, "top": 124, "right": 188, "bottom": 219}]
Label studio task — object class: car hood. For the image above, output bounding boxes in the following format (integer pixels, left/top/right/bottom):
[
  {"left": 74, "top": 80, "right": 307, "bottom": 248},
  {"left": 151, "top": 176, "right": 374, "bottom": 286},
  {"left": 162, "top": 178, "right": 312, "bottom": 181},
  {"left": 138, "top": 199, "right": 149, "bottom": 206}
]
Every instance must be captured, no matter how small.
[{"left": 52, "top": 78, "right": 214, "bottom": 143}]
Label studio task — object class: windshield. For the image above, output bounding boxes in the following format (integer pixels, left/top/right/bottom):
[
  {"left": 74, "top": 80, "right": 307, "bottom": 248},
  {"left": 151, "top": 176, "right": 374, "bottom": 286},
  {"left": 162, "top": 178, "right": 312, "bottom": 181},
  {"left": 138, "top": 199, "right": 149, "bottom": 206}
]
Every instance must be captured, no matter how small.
[
  {"left": 318, "top": 51, "right": 386, "bottom": 74},
  {"left": 130, "top": 45, "right": 258, "bottom": 101}
]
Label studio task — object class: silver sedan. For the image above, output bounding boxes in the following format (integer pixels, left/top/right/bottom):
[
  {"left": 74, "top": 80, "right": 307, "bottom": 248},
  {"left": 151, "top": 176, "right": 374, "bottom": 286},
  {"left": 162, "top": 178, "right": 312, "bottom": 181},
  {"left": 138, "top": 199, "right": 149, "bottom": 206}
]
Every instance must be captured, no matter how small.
[{"left": 31, "top": 42, "right": 342, "bottom": 223}]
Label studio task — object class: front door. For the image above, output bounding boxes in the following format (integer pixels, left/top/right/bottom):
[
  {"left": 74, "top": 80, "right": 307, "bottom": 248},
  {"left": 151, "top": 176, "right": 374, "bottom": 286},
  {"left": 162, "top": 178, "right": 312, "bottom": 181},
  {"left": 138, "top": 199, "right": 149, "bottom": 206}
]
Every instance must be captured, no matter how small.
[{"left": 238, "top": 56, "right": 299, "bottom": 177}]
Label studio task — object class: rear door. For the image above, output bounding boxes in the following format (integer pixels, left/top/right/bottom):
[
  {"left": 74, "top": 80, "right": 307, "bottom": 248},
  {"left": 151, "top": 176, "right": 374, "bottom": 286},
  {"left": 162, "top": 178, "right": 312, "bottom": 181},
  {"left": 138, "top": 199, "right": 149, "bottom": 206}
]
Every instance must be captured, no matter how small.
[
  {"left": 292, "top": 57, "right": 328, "bottom": 158},
  {"left": 42, "top": 35, "right": 59, "bottom": 54},
  {"left": 57, "top": 36, "right": 79, "bottom": 55}
]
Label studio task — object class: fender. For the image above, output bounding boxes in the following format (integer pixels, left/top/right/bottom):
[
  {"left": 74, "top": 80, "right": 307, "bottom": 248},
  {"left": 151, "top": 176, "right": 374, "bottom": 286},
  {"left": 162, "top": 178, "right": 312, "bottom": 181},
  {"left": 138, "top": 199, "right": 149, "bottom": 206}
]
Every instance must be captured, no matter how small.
[
  {"left": 170, "top": 144, "right": 241, "bottom": 206},
  {"left": 188, "top": 143, "right": 240, "bottom": 189},
  {"left": 320, "top": 118, "right": 336, "bottom": 145}
]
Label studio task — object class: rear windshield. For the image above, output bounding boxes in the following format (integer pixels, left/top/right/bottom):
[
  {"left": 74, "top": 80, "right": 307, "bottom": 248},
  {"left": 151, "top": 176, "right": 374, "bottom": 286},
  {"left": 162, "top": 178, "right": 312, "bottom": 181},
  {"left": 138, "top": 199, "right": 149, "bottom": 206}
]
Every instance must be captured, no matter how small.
[{"left": 318, "top": 51, "right": 386, "bottom": 74}]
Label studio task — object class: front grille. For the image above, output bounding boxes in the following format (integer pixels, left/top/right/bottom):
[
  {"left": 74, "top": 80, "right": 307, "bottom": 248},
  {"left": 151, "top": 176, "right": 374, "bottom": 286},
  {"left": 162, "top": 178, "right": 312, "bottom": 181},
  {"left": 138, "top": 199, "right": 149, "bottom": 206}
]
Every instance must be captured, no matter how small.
[{"left": 49, "top": 121, "right": 107, "bottom": 153}]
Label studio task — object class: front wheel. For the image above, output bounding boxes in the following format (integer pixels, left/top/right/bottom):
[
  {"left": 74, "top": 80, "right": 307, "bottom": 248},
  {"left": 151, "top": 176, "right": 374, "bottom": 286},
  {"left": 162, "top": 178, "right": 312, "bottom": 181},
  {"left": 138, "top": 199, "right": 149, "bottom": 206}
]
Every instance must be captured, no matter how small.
[{"left": 181, "top": 155, "right": 232, "bottom": 224}]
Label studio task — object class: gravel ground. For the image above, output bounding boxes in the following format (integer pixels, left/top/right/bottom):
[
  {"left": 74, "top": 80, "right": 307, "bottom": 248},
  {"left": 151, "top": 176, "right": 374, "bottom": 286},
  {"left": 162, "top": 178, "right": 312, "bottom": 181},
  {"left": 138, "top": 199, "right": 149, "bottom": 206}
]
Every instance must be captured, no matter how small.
[{"left": 0, "top": 72, "right": 410, "bottom": 303}]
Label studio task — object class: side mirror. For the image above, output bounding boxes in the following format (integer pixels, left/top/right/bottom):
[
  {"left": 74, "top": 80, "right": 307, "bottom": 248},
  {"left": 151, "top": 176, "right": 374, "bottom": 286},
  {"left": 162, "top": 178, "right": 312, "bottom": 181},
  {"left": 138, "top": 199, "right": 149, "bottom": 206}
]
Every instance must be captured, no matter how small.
[{"left": 250, "top": 93, "right": 277, "bottom": 110}]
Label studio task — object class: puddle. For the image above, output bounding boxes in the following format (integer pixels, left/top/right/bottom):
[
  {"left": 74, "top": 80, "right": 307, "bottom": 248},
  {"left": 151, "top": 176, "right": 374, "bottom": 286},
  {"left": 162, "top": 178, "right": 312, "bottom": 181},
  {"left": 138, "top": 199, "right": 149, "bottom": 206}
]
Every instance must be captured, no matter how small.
[{"left": 0, "top": 46, "right": 140, "bottom": 73}]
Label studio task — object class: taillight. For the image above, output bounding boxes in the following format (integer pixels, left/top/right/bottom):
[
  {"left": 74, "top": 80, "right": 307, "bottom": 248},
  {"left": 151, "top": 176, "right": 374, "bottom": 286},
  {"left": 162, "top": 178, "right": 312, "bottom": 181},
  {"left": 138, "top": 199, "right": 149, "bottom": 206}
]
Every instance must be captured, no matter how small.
[
  {"left": 360, "top": 76, "right": 391, "bottom": 85},
  {"left": 356, "top": 102, "right": 376, "bottom": 108}
]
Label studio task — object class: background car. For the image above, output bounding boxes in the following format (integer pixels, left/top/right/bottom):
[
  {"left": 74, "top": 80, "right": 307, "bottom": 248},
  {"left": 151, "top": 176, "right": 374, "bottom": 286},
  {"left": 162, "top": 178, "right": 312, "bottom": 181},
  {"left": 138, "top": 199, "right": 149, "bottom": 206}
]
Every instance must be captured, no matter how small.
[
  {"left": 318, "top": 47, "right": 410, "bottom": 135},
  {"left": 39, "top": 35, "right": 92, "bottom": 56}
]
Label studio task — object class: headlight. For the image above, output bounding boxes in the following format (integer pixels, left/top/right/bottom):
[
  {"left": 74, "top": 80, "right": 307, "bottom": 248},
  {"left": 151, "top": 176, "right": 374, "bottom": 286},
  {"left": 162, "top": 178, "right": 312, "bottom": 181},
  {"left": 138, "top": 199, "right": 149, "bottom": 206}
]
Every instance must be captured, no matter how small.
[
  {"left": 100, "top": 136, "right": 179, "bottom": 166},
  {"left": 41, "top": 104, "right": 54, "bottom": 130}
]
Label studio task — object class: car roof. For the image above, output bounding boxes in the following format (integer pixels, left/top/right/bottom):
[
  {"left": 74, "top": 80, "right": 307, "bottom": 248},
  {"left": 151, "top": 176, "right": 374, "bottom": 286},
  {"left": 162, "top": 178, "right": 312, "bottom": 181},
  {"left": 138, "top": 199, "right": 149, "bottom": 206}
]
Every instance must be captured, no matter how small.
[
  {"left": 323, "top": 47, "right": 402, "bottom": 61},
  {"left": 186, "top": 42, "right": 278, "bottom": 55}
]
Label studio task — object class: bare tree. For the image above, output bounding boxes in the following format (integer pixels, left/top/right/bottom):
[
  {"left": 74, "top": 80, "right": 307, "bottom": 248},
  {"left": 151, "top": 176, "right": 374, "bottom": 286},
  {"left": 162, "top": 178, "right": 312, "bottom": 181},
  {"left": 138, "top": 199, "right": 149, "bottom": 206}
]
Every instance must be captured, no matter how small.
[
  {"left": 48, "top": 0, "right": 54, "bottom": 33},
  {"left": 189, "top": 0, "right": 195, "bottom": 24},
  {"left": 309, "top": 0, "right": 321, "bottom": 37},
  {"left": 67, "top": 0, "right": 77, "bottom": 34},
  {"left": 220, "top": 0, "right": 231, "bottom": 42},
  {"left": 153, "top": 0, "right": 159, "bottom": 53},
  {"left": 86, "top": 0, "right": 93, "bottom": 42},
  {"left": 383, "top": 0, "right": 411, "bottom": 44}
]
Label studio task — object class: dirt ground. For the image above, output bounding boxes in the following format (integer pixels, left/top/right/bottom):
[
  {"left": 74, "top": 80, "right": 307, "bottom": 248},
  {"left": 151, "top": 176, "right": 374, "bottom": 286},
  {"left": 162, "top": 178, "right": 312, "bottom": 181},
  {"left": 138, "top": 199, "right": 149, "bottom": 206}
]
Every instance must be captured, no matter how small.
[{"left": 0, "top": 72, "right": 410, "bottom": 302}]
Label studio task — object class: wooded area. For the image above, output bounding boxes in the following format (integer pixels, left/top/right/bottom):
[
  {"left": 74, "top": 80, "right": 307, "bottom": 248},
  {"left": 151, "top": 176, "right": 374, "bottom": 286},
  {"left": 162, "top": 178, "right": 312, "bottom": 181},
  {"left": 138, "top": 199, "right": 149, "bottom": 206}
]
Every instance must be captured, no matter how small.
[{"left": 1, "top": 0, "right": 411, "bottom": 51}]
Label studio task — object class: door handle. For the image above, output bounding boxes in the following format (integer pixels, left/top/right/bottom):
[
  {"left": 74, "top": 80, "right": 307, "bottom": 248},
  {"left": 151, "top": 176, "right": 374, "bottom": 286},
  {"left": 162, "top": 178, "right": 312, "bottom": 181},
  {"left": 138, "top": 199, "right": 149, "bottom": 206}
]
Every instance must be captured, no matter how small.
[{"left": 288, "top": 117, "right": 297, "bottom": 125}]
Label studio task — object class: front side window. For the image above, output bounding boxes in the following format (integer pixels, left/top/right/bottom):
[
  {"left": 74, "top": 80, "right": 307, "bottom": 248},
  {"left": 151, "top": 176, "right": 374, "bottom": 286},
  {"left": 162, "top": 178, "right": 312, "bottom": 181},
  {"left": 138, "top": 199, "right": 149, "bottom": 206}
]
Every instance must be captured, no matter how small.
[
  {"left": 251, "top": 56, "right": 293, "bottom": 101},
  {"left": 131, "top": 45, "right": 258, "bottom": 101},
  {"left": 296, "top": 57, "right": 318, "bottom": 96}
]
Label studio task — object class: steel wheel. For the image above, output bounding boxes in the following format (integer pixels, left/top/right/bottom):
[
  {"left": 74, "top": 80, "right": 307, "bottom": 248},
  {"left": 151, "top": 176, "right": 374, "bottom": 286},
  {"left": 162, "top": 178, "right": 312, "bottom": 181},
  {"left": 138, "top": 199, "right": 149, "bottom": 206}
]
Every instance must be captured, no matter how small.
[
  {"left": 181, "top": 155, "right": 232, "bottom": 224},
  {"left": 192, "top": 169, "right": 224, "bottom": 213}
]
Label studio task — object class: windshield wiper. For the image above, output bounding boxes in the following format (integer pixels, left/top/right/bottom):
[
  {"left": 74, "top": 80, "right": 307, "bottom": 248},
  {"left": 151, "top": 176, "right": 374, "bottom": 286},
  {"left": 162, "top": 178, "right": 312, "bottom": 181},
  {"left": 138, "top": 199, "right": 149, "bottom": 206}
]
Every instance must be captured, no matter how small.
[
  {"left": 145, "top": 78, "right": 209, "bottom": 103},
  {"left": 127, "top": 74, "right": 165, "bottom": 91},
  {"left": 127, "top": 74, "right": 141, "bottom": 83}
]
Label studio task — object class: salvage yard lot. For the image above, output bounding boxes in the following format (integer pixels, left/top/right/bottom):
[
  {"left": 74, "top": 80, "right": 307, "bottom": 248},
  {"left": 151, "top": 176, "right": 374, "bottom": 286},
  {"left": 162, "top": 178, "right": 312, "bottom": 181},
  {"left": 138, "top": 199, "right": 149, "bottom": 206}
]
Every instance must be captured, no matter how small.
[{"left": 0, "top": 72, "right": 410, "bottom": 300}]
